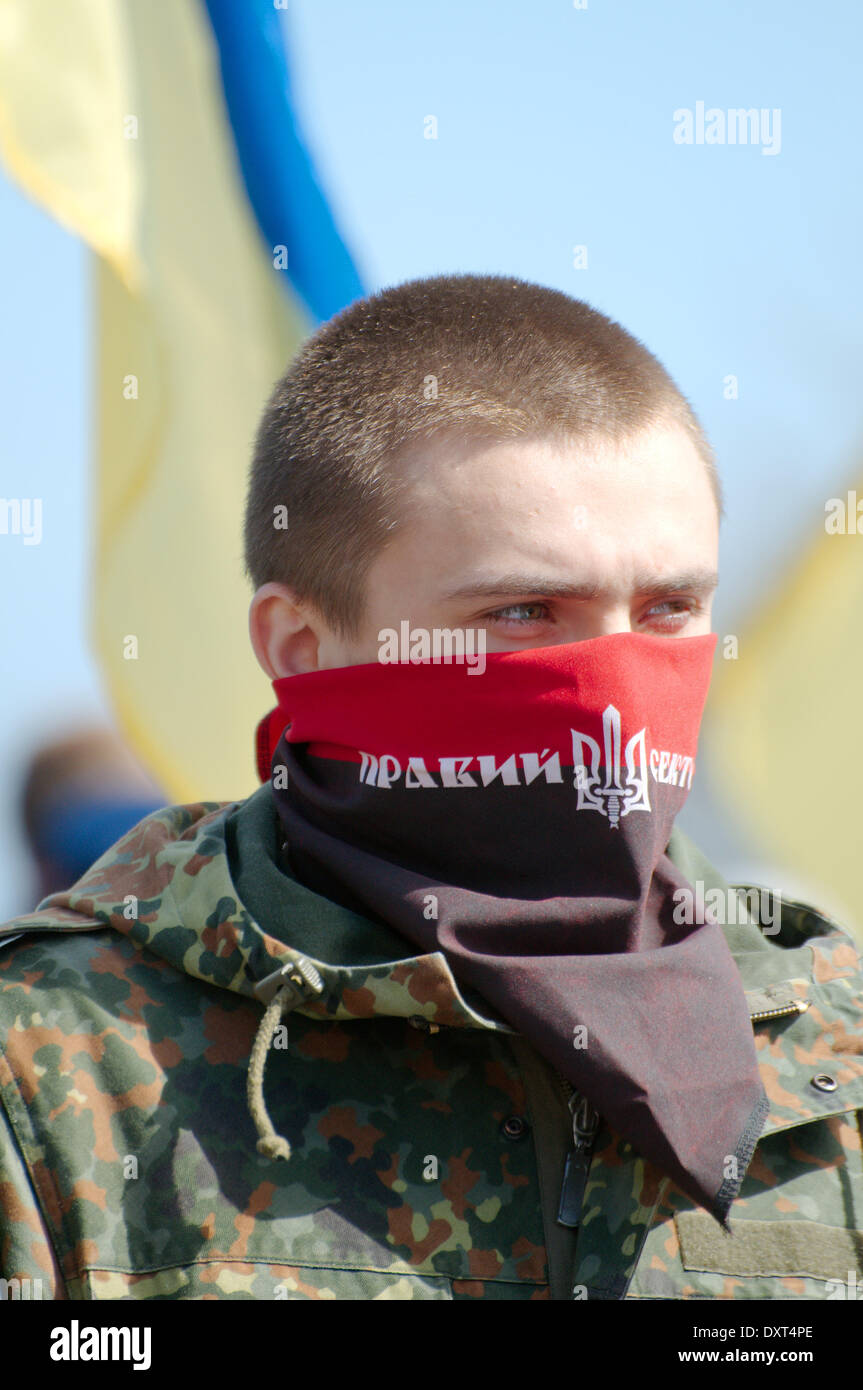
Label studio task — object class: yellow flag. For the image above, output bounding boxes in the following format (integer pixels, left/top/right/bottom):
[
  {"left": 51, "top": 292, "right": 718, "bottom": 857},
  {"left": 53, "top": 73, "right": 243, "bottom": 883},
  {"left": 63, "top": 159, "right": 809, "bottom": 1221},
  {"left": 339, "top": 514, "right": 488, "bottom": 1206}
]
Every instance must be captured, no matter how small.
[
  {"left": 0, "top": 0, "right": 311, "bottom": 801},
  {"left": 0, "top": 0, "right": 140, "bottom": 289},
  {"left": 705, "top": 480, "right": 863, "bottom": 938}
]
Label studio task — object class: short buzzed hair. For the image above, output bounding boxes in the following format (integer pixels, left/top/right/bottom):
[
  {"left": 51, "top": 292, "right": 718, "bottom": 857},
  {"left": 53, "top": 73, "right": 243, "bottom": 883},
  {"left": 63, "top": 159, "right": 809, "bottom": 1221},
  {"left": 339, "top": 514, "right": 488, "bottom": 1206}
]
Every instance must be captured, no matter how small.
[{"left": 244, "top": 273, "right": 721, "bottom": 639}]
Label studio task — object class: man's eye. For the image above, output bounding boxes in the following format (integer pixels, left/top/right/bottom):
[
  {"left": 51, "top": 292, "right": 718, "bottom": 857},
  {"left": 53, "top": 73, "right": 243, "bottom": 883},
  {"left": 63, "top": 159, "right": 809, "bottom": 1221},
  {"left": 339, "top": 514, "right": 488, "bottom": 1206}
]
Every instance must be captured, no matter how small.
[
  {"left": 485, "top": 603, "right": 551, "bottom": 624},
  {"left": 643, "top": 599, "right": 701, "bottom": 623}
]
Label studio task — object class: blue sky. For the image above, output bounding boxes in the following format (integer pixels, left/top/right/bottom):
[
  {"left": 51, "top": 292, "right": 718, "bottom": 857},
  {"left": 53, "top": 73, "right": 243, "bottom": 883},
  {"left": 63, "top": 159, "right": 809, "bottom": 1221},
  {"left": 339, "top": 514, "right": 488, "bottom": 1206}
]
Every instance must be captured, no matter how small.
[{"left": 1, "top": 0, "right": 861, "bottom": 917}]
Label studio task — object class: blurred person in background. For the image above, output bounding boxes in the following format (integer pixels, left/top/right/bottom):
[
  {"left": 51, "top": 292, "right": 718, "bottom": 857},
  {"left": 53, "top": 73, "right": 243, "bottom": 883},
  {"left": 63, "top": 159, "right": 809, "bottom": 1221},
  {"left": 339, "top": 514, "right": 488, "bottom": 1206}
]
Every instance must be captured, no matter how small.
[{"left": 18, "top": 727, "right": 165, "bottom": 905}]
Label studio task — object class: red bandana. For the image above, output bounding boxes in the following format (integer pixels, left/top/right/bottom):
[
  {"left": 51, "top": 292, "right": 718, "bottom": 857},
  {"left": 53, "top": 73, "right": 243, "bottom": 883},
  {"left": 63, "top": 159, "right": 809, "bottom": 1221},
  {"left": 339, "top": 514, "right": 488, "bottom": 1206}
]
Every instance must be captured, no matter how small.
[{"left": 256, "top": 632, "right": 768, "bottom": 1225}]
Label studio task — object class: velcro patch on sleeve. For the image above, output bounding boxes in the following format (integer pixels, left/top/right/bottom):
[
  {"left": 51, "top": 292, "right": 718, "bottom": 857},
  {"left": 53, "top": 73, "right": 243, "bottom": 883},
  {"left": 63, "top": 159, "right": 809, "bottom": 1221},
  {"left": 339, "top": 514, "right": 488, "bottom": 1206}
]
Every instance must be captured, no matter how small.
[{"left": 675, "top": 1213, "right": 863, "bottom": 1280}]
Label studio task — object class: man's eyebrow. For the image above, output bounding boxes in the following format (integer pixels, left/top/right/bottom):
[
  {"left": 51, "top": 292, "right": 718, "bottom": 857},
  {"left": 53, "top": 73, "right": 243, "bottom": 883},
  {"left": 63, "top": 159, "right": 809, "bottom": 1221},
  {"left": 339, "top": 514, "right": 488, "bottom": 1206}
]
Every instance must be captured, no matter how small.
[{"left": 440, "top": 571, "right": 720, "bottom": 602}]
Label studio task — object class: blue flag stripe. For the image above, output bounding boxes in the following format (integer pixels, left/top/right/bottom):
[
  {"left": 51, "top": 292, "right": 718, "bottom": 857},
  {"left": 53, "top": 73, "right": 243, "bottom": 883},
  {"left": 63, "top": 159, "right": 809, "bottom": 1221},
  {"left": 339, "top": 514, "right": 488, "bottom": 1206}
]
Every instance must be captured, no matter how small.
[{"left": 201, "top": 0, "right": 364, "bottom": 324}]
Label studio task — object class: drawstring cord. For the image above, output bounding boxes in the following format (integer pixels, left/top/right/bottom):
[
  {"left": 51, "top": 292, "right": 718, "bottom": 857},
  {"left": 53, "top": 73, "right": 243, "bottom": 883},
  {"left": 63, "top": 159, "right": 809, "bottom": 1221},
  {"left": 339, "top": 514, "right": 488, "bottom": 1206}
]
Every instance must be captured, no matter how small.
[
  {"left": 247, "top": 982, "right": 294, "bottom": 1160},
  {"left": 247, "top": 956, "right": 324, "bottom": 1161}
]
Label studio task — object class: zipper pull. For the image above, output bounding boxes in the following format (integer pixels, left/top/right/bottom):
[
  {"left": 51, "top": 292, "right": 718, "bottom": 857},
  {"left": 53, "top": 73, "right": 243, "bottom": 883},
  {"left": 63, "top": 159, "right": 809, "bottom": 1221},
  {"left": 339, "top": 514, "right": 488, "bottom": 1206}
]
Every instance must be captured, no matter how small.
[{"left": 557, "top": 1091, "right": 600, "bottom": 1228}]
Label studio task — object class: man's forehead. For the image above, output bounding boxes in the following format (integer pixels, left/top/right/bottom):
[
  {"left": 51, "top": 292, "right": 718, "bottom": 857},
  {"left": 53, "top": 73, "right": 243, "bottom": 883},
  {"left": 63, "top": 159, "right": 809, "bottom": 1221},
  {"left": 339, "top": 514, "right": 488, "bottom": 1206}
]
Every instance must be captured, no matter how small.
[
  {"left": 366, "top": 422, "right": 719, "bottom": 613},
  {"left": 400, "top": 421, "right": 714, "bottom": 502}
]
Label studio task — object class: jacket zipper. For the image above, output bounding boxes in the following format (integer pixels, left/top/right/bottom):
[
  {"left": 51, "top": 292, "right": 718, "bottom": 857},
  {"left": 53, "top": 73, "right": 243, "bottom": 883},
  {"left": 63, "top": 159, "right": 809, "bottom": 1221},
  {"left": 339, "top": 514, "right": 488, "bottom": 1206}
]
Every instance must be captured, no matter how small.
[
  {"left": 550, "top": 1002, "right": 806, "bottom": 1249},
  {"left": 750, "top": 1000, "right": 809, "bottom": 1023},
  {"left": 554, "top": 1070, "right": 600, "bottom": 1228}
]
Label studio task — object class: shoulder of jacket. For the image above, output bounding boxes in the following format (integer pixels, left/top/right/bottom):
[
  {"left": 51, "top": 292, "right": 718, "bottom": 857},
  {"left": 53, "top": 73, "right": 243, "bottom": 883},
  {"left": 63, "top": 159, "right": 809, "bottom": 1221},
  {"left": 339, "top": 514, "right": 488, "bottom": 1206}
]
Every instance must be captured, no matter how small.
[
  {"left": 0, "top": 798, "right": 242, "bottom": 954},
  {"left": 731, "top": 882, "right": 862, "bottom": 957}
]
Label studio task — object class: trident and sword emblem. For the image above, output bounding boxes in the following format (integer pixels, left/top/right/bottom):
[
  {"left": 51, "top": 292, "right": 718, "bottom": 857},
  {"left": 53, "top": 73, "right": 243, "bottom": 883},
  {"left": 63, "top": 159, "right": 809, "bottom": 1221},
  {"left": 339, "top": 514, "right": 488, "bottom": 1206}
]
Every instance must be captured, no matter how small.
[{"left": 570, "top": 705, "right": 651, "bottom": 828}]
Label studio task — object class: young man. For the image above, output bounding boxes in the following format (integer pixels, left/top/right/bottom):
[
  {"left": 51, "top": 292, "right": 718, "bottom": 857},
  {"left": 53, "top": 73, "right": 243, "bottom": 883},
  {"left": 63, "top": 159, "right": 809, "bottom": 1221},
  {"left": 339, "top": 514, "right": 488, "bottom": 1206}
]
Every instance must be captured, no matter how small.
[{"left": 1, "top": 275, "right": 862, "bottom": 1302}]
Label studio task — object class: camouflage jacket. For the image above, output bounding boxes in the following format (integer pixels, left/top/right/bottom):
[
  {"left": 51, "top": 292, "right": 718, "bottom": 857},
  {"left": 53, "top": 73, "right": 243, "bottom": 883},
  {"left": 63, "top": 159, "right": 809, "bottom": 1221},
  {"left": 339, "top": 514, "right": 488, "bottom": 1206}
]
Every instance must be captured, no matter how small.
[{"left": 1, "top": 784, "right": 862, "bottom": 1301}]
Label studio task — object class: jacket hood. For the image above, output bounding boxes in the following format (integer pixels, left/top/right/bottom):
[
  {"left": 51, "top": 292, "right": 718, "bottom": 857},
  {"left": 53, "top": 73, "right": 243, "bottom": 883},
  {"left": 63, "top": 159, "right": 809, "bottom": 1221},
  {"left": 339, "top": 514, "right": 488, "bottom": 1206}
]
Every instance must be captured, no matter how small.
[{"left": 5, "top": 785, "right": 517, "bottom": 1031}]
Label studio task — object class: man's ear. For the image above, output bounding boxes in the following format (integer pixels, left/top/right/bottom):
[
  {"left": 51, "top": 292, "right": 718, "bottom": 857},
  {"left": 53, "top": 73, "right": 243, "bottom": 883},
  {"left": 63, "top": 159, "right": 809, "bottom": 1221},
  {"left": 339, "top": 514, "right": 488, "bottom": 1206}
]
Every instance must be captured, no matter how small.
[{"left": 248, "top": 583, "right": 323, "bottom": 678}]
